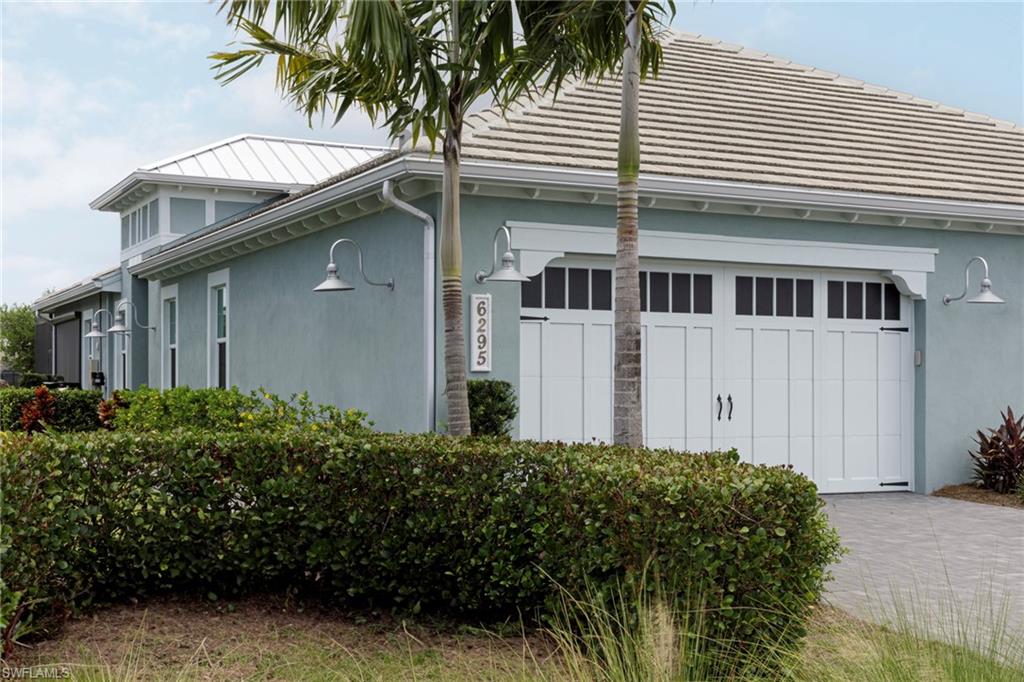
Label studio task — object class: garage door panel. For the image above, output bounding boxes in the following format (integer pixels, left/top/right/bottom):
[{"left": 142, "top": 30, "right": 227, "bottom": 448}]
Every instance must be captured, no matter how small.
[
  {"left": 585, "top": 323, "right": 613, "bottom": 378},
  {"left": 648, "top": 326, "right": 685, "bottom": 378},
  {"left": 844, "top": 435, "right": 878, "bottom": 480},
  {"left": 879, "top": 436, "right": 902, "bottom": 479},
  {"left": 687, "top": 378, "right": 714, "bottom": 440},
  {"left": 544, "top": 377, "right": 583, "bottom": 442},
  {"left": 649, "top": 378, "right": 685, "bottom": 439},
  {"left": 823, "top": 380, "right": 844, "bottom": 436},
  {"left": 844, "top": 332, "right": 877, "bottom": 381},
  {"left": 754, "top": 329, "right": 789, "bottom": 380},
  {"left": 844, "top": 380, "right": 878, "bottom": 436},
  {"left": 727, "top": 328, "right": 753, "bottom": 380},
  {"left": 879, "top": 333, "right": 901, "bottom": 380},
  {"left": 790, "top": 437, "right": 814, "bottom": 476},
  {"left": 791, "top": 380, "right": 814, "bottom": 437},
  {"left": 755, "top": 436, "right": 793, "bottom": 467},
  {"left": 520, "top": 377, "right": 542, "bottom": 439},
  {"left": 584, "top": 377, "right": 612, "bottom": 443},
  {"left": 753, "top": 379, "right": 789, "bottom": 437},
  {"left": 546, "top": 323, "right": 584, "bottom": 377},
  {"left": 823, "top": 435, "right": 845, "bottom": 481},
  {"left": 791, "top": 330, "right": 814, "bottom": 381},
  {"left": 824, "top": 332, "right": 844, "bottom": 381},
  {"left": 878, "top": 381, "right": 901, "bottom": 436},
  {"left": 687, "top": 327, "right": 714, "bottom": 380}
]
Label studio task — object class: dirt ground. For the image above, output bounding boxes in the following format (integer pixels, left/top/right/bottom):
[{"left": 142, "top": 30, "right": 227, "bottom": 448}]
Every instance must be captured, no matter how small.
[
  {"left": 932, "top": 484, "right": 1023, "bottom": 510},
  {"left": 8, "top": 595, "right": 559, "bottom": 681}
]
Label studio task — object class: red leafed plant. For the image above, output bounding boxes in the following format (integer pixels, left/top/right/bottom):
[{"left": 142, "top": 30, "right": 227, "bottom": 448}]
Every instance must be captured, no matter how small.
[
  {"left": 20, "top": 385, "right": 56, "bottom": 434},
  {"left": 98, "top": 390, "right": 127, "bottom": 430},
  {"left": 971, "top": 406, "right": 1024, "bottom": 494}
]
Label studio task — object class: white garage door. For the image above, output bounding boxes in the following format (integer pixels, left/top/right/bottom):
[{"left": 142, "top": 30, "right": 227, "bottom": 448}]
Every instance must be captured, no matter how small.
[{"left": 519, "top": 258, "right": 915, "bottom": 493}]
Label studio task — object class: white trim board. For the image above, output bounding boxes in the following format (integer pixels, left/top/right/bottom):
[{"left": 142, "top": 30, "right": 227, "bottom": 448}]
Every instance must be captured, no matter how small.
[
  {"left": 206, "top": 269, "right": 230, "bottom": 388},
  {"left": 507, "top": 221, "right": 937, "bottom": 299}
]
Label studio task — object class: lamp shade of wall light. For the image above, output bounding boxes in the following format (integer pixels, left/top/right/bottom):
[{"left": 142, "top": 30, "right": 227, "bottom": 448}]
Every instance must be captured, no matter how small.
[
  {"left": 475, "top": 225, "right": 530, "bottom": 283},
  {"left": 943, "top": 256, "right": 1005, "bottom": 305},
  {"left": 84, "top": 309, "right": 115, "bottom": 338},
  {"left": 84, "top": 320, "right": 106, "bottom": 339},
  {"left": 106, "top": 300, "right": 155, "bottom": 334},
  {"left": 313, "top": 238, "right": 394, "bottom": 293}
]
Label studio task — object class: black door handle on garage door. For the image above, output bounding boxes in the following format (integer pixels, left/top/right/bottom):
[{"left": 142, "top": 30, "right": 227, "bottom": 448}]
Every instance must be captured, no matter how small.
[
  {"left": 716, "top": 394, "right": 723, "bottom": 421},
  {"left": 727, "top": 394, "right": 733, "bottom": 421}
]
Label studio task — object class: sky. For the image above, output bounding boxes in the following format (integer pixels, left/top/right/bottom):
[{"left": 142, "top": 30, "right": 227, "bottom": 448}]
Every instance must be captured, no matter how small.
[{"left": 2, "top": 1, "right": 1022, "bottom": 306}]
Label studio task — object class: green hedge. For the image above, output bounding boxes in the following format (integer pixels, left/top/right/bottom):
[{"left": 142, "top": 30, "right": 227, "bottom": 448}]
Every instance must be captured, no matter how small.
[
  {"left": 467, "top": 379, "right": 518, "bottom": 437},
  {"left": 106, "top": 386, "right": 366, "bottom": 433},
  {"left": 1, "top": 430, "right": 840, "bottom": 657},
  {"left": 0, "top": 387, "right": 101, "bottom": 432}
]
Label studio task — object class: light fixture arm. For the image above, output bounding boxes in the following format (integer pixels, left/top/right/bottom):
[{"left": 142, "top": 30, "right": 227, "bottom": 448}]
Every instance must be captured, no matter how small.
[
  {"left": 475, "top": 225, "right": 515, "bottom": 283},
  {"left": 92, "top": 308, "right": 115, "bottom": 327},
  {"left": 327, "top": 238, "right": 394, "bottom": 290},
  {"left": 114, "top": 299, "right": 156, "bottom": 331},
  {"left": 943, "top": 256, "right": 990, "bottom": 305}
]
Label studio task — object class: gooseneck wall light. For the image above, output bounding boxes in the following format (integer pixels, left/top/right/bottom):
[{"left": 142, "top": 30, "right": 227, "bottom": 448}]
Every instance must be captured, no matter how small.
[
  {"left": 84, "top": 309, "right": 115, "bottom": 339},
  {"left": 106, "top": 300, "right": 156, "bottom": 334},
  {"left": 313, "top": 238, "right": 394, "bottom": 293},
  {"left": 474, "top": 225, "right": 530, "bottom": 284},
  {"left": 943, "top": 256, "right": 1006, "bottom": 305}
]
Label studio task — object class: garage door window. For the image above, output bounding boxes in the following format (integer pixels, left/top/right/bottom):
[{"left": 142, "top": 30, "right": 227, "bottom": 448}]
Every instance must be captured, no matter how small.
[
  {"left": 828, "top": 280, "right": 900, "bottom": 320},
  {"left": 736, "top": 276, "right": 813, "bottom": 317},
  {"left": 522, "top": 266, "right": 616, "bottom": 311},
  {"left": 522, "top": 267, "right": 710, "bottom": 313}
]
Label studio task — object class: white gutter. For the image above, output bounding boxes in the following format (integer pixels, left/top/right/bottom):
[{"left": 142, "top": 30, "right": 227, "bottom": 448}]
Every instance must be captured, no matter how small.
[
  {"left": 403, "top": 157, "right": 1024, "bottom": 225},
  {"left": 381, "top": 180, "right": 436, "bottom": 433}
]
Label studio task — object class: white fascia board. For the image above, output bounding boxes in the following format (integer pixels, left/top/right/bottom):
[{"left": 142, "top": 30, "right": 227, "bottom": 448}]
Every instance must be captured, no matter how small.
[
  {"left": 128, "top": 156, "right": 410, "bottom": 278},
  {"left": 90, "top": 171, "right": 305, "bottom": 211},
  {"left": 402, "top": 157, "right": 1024, "bottom": 226},
  {"left": 34, "top": 269, "right": 123, "bottom": 312}
]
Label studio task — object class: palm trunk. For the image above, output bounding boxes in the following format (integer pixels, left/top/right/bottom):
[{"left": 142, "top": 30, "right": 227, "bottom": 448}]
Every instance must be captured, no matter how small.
[
  {"left": 441, "top": 124, "right": 471, "bottom": 436},
  {"left": 440, "top": 0, "right": 472, "bottom": 436},
  {"left": 613, "top": 0, "right": 643, "bottom": 447}
]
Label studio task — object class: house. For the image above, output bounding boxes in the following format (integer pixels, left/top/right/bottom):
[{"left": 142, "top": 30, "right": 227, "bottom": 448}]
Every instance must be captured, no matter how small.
[{"left": 34, "top": 32, "right": 1023, "bottom": 494}]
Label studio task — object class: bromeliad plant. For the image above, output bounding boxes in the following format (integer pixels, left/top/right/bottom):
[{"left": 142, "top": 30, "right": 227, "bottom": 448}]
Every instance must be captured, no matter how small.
[{"left": 970, "top": 406, "right": 1024, "bottom": 494}]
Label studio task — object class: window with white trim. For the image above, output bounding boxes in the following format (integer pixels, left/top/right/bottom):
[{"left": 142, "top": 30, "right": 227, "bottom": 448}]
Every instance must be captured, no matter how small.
[
  {"left": 166, "top": 298, "right": 178, "bottom": 388},
  {"left": 207, "top": 270, "right": 229, "bottom": 389}
]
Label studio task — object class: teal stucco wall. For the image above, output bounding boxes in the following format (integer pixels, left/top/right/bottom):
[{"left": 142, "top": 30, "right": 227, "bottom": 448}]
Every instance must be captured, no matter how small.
[
  {"left": 453, "top": 195, "right": 1024, "bottom": 493},
  {"left": 149, "top": 203, "right": 430, "bottom": 433}
]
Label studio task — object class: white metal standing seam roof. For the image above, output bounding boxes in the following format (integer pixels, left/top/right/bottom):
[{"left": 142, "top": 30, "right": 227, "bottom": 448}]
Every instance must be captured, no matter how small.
[
  {"left": 458, "top": 31, "right": 1024, "bottom": 205},
  {"left": 141, "top": 134, "right": 390, "bottom": 186}
]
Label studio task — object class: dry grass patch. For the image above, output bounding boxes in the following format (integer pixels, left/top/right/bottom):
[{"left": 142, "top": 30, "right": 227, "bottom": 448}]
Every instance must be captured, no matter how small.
[
  {"left": 8, "top": 596, "right": 558, "bottom": 681},
  {"left": 932, "top": 484, "right": 1023, "bottom": 510}
]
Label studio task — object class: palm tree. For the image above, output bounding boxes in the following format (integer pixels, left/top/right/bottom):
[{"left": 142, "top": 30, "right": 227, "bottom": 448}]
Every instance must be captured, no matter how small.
[
  {"left": 211, "top": 1, "right": 671, "bottom": 437},
  {"left": 615, "top": 0, "right": 644, "bottom": 447}
]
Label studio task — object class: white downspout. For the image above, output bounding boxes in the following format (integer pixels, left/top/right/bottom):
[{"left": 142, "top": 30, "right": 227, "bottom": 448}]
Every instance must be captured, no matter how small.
[{"left": 381, "top": 179, "right": 436, "bottom": 432}]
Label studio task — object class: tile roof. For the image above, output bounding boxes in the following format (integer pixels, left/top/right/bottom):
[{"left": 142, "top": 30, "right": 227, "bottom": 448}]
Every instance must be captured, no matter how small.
[
  {"left": 459, "top": 31, "right": 1024, "bottom": 205},
  {"left": 142, "top": 134, "right": 390, "bottom": 186}
]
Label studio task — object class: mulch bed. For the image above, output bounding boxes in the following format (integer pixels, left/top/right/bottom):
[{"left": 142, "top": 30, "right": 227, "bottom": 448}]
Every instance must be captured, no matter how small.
[{"left": 932, "top": 484, "right": 1023, "bottom": 510}]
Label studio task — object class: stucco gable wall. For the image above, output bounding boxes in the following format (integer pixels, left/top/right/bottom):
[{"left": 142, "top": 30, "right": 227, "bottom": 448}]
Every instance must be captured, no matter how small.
[
  {"left": 149, "top": 201, "right": 430, "bottom": 432},
  {"left": 456, "top": 194, "right": 1023, "bottom": 492}
]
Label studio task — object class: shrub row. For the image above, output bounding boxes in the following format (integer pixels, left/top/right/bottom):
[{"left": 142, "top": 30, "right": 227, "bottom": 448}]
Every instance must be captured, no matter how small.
[
  {"left": 1, "top": 429, "right": 840, "bottom": 657},
  {"left": 0, "top": 387, "right": 101, "bottom": 432},
  {"left": 104, "top": 386, "right": 364, "bottom": 433}
]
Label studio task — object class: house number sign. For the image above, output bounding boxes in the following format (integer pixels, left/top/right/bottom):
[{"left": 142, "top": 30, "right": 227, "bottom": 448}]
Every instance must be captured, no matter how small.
[{"left": 471, "top": 293, "right": 492, "bottom": 372}]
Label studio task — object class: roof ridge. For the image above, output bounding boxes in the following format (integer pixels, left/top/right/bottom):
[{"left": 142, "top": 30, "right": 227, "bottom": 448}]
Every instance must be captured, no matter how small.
[
  {"left": 668, "top": 30, "right": 1021, "bottom": 132},
  {"left": 141, "top": 134, "right": 392, "bottom": 172}
]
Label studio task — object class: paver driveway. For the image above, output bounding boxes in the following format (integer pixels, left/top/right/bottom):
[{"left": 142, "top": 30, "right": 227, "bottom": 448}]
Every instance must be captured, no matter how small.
[{"left": 824, "top": 493, "right": 1023, "bottom": 642}]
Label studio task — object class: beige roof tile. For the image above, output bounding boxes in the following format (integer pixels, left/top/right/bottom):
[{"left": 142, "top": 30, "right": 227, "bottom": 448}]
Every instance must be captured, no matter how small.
[{"left": 461, "top": 31, "right": 1023, "bottom": 205}]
